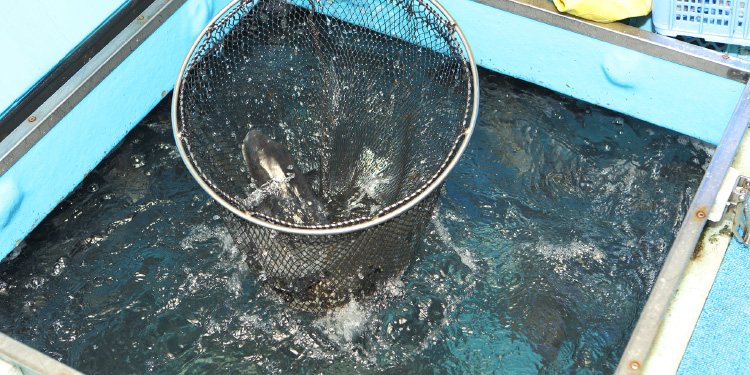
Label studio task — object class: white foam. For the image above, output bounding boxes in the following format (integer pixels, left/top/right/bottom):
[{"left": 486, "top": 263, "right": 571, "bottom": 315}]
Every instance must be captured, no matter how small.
[
  {"left": 432, "top": 213, "right": 476, "bottom": 271},
  {"left": 179, "top": 224, "right": 224, "bottom": 250},
  {"left": 313, "top": 300, "right": 370, "bottom": 343},
  {"left": 346, "top": 148, "right": 392, "bottom": 212},
  {"left": 535, "top": 239, "right": 606, "bottom": 266},
  {"left": 243, "top": 175, "right": 295, "bottom": 208}
]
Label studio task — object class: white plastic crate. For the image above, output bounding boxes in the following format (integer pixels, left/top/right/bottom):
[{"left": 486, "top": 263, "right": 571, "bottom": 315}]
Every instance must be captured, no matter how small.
[{"left": 653, "top": 0, "right": 750, "bottom": 46}]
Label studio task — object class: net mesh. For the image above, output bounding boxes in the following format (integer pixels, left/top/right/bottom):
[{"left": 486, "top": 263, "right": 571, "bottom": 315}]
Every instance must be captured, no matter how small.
[{"left": 174, "top": 0, "right": 476, "bottom": 312}]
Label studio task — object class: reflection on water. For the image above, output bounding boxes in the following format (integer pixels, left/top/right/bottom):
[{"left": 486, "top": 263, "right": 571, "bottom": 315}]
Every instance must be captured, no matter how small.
[{"left": 0, "top": 68, "right": 711, "bottom": 374}]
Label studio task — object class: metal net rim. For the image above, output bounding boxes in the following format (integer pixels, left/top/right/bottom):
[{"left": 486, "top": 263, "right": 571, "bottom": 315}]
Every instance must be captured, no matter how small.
[{"left": 171, "top": 0, "right": 480, "bottom": 236}]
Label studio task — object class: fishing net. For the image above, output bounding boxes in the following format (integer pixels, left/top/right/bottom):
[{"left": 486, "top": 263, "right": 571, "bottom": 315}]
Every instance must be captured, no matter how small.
[{"left": 173, "top": 0, "right": 477, "bottom": 312}]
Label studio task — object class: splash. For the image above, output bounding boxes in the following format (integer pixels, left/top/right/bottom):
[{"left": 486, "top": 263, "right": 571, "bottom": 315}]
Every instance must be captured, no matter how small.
[
  {"left": 313, "top": 300, "right": 371, "bottom": 343},
  {"left": 432, "top": 212, "right": 477, "bottom": 271}
]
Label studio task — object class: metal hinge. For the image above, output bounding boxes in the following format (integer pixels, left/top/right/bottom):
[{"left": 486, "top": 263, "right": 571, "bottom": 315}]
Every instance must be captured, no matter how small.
[
  {"left": 708, "top": 168, "right": 750, "bottom": 246},
  {"left": 729, "top": 175, "right": 750, "bottom": 246}
]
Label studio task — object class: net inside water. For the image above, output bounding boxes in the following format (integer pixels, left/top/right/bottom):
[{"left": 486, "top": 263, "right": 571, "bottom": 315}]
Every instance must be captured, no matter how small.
[
  {"left": 175, "top": 0, "right": 474, "bottom": 312},
  {"left": 0, "top": 70, "right": 712, "bottom": 374},
  {"left": 177, "top": 0, "right": 472, "bottom": 228}
]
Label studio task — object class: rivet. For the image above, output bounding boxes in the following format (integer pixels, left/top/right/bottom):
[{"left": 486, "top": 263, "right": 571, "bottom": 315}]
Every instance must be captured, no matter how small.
[
  {"left": 722, "top": 54, "right": 730, "bottom": 60},
  {"left": 28, "top": 116, "right": 36, "bottom": 122},
  {"left": 696, "top": 210, "right": 706, "bottom": 219},
  {"left": 137, "top": 15, "right": 145, "bottom": 21},
  {"left": 630, "top": 361, "right": 640, "bottom": 370}
]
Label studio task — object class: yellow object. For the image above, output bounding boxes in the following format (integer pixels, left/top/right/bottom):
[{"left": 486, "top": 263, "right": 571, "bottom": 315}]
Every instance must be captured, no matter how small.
[{"left": 552, "top": 0, "right": 652, "bottom": 23}]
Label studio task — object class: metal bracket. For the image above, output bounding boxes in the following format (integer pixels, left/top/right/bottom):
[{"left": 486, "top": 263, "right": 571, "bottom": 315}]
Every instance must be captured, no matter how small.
[
  {"left": 706, "top": 167, "right": 750, "bottom": 245},
  {"left": 729, "top": 175, "right": 750, "bottom": 245},
  {"left": 708, "top": 167, "right": 741, "bottom": 222}
]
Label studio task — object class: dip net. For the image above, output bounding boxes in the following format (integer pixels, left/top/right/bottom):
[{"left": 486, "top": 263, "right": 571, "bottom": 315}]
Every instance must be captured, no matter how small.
[{"left": 173, "top": 0, "right": 477, "bottom": 312}]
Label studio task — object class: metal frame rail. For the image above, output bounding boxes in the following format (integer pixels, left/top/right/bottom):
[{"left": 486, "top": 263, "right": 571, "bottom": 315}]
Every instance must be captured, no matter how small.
[
  {"left": 0, "top": 0, "right": 160, "bottom": 142},
  {"left": 475, "top": 0, "right": 750, "bottom": 83},
  {"left": 615, "top": 80, "right": 750, "bottom": 374},
  {"left": 0, "top": 0, "right": 187, "bottom": 177},
  {"left": 0, "top": 332, "right": 84, "bottom": 375}
]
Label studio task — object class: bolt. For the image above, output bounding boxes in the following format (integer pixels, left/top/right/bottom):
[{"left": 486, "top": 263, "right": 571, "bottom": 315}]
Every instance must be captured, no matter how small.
[
  {"left": 722, "top": 54, "right": 731, "bottom": 60},
  {"left": 696, "top": 210, "right": 706, "bottom": 219},
  {"left": 161, "top": 90, "right": 166, "bottom": 97},
  {"left": 28, "top": 116, "right": 36, "bottom": 122},
  {"left": 630, "top": 361, "right": 640, "bottom": 371}
]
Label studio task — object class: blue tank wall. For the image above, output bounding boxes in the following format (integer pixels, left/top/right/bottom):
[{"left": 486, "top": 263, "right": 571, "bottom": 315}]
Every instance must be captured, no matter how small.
[
  {"left": 440, "top": 0, "right": 744, "bottom": 145},
  {"left": 0, "top": 0, "right": 234, "bottom": 259},
  {"left": 0, "top": 1, "right": 129, "bottom": 118}
]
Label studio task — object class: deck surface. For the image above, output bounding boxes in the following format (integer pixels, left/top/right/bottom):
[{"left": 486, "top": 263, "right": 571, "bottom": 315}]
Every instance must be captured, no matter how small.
[{"left": 679, "top": 236, "right": 750, "bottom": 373}]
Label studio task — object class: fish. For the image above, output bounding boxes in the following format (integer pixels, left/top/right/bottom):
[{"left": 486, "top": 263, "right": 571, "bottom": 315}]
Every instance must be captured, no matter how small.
[{"left": 242, "top": 129, "right": 328, "bottom": 225}]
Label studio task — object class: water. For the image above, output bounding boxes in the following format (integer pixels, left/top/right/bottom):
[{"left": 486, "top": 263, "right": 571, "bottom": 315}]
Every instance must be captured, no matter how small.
[{"left": 0, "top": 69, "right": 712, "bottom": 374}]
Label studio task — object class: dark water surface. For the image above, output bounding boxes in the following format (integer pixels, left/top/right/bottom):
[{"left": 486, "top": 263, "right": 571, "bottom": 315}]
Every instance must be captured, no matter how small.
[{"left": 0, "top": 68, "right": 712, "bottom": 374}]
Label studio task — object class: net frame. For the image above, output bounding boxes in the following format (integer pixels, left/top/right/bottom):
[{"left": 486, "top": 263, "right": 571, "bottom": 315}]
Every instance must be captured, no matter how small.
[{"left": 171, "top": 0, "right": 479, "bottom": 236}]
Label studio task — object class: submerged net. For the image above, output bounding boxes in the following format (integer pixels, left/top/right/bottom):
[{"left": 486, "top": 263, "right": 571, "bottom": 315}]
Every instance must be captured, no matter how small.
[{"left": 173, "top": 0, "right": 477, "bottom": 312}]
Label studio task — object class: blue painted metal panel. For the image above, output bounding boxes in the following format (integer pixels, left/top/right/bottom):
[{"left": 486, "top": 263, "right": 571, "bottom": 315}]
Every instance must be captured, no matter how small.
[
  {"left": 0, "top": 0, "right": 129, "bottom": 117},
  {"left": 0, "top": 0, "right": 233, "bottom": 259},
  {"left": 441, "top": 0, "right": 744, "bottom": 145}
]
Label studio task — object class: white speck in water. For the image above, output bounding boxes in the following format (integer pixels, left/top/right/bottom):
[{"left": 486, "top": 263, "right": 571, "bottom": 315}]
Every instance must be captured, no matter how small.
[
  {"left": 432, "top": 213, "right": 476, "bottom": 271},
  {"left": 131, "top": 155, "right": 146, "bottom": 168}
]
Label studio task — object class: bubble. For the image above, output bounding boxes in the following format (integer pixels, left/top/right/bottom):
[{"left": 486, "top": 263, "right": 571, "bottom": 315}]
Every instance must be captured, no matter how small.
[
  {"left": 579, "top": 180, "right": 594, "bottom": 191},
  {"left": 25, "top": 276, "right": 46, "bottom": 290},
  {"left": 131, "top": 154, "right": 146, "bottom": 168},
  {"left": 51, "top": 257, "right": 68, "bottom": 277}
]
